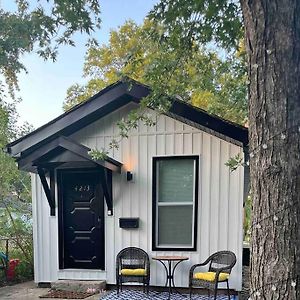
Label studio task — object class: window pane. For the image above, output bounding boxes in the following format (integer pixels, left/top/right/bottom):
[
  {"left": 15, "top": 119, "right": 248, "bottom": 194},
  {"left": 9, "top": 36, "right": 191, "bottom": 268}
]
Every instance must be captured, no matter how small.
[
  {"left": 158, "top": 159, "right": 194, "bottom": 203},
  {"left": 158, "top": 205, "right": 193, "bottom": 246}
]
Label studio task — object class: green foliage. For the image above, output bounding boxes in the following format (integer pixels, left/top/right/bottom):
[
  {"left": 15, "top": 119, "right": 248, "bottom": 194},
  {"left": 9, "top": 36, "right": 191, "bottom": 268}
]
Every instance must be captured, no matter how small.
[
  {"left": 0, "top": 0, "right": 101, "bottom": 94},
  {"left": 63, "top": 20, "right": 147, "bottom": 110},
  {"left": 149, "top": 0, "right": 243, "bottom": 51},
  {"left": 0, "top": 239, "right": 33, "bottom": 283},
  {"left": 225, "top": 153, "right": 244, "bottom": 172},
  {"left": 0, "top": 2, "right": 102, "bottom": 279},
  {"left": 88, "top": 148, "right": 109, "bottom": 161},
  {"left": 64, "top": 18, "right": 247, "bottom": 158},
  {"left": 0, "top": 98, "right": 33, "bottom": 281},
  {"left": 14, "top": 258, "right": 34, "bottom": 282},
  {"left": 64, "top": 20, "right": 247, "bottom": 122},
  {"left": 145, "top": 0, "right": 248, "bottom": 119}
]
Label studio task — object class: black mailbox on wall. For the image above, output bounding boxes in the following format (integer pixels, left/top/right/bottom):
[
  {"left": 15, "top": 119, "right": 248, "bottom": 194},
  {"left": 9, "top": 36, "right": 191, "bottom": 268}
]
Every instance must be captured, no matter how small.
[{"left": 119, "top": 218, "right": 139, "bottom": 229}]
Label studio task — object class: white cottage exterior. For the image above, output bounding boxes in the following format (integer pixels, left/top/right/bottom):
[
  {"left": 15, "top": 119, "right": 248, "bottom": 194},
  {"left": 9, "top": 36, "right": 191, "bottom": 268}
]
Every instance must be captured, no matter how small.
[{"left": 7, "top": 79, "right": 248, "bottom": 291}]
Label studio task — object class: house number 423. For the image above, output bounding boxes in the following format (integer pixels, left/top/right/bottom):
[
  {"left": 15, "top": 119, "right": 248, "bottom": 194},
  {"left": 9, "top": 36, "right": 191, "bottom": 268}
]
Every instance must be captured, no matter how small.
[{"left": 74, "top": 185, "right": 90, "bottom": 192}]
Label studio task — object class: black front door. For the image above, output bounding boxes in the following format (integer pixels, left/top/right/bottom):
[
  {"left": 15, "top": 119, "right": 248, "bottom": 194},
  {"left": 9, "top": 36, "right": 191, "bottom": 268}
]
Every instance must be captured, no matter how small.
[{"left": 58, "top": 169, "right": 105, "bottom": 270}]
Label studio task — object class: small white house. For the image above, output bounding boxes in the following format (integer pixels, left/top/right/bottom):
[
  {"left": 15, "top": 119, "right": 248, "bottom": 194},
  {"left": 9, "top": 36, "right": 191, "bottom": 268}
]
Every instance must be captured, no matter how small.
[{"left": 7, "top": 79, "right": 248, "bottom": 291}]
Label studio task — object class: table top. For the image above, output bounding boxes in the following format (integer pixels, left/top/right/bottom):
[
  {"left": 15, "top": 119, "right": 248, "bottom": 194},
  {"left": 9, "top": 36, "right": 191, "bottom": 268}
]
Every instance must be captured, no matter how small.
[{"left": 152, "top": 255, "right": 189, "bottom": 261}]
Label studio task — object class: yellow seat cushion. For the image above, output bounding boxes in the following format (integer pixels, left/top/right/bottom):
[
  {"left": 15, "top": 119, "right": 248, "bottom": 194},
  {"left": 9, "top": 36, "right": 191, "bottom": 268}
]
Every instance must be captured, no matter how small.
[
  {"left": 193, "top": 272, "right": 229, "bottom": 282},
  {"left": 120, "top": 268, "right": 147, "bottom": 276}
]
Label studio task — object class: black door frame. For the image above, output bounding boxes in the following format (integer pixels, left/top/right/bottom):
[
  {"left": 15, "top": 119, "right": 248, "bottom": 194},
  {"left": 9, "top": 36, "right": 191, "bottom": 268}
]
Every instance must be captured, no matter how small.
[{"left": 57, "top": 168, "right": 105, "bottom": 270}]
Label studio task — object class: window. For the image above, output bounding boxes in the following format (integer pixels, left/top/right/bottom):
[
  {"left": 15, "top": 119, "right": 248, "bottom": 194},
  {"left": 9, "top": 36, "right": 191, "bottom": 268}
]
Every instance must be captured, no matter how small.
[{"left": 152, "top": 156, "right": 199, "bottom": 251}]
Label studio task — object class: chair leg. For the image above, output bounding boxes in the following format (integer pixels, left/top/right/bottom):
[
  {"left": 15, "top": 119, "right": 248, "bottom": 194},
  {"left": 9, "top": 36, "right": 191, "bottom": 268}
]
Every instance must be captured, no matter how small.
[
  {"left": 214, "top": 281, "right": 218, "bottom": 300},
  {"left": 189, "top": 286, "right": 192, "bottom": 299},
  {"left": 214, "top": 289, "right": 218, "bottom": 300},
  {"left": 147, "top": 281, "right": 149, "bottom": 294},
  {"left": 117, "top": 278, "right": 119, "bottom": 294},
  {"left": 214, "top": 282, "right": 218, "bottom": 300},
  {"left": 226, "top": 280, "right": 231, "bottom": 300}
]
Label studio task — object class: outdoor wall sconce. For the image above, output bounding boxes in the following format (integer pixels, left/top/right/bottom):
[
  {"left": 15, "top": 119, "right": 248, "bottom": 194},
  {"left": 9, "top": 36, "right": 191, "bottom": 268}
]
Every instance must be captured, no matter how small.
[{"left": 126, "top": 171, "right": 133, "bottom": 181}]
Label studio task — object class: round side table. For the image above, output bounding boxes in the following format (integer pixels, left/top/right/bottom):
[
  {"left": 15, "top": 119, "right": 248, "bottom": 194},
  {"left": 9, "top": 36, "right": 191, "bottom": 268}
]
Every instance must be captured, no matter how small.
[{"left": 152, "top": 255, "right": 189, "bottom": 299}]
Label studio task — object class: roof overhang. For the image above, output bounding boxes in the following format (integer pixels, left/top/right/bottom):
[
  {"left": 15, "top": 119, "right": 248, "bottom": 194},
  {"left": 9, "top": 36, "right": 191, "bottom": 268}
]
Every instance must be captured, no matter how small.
[{"left": 7, "top": 78, "right": 248, "bottom": 169}]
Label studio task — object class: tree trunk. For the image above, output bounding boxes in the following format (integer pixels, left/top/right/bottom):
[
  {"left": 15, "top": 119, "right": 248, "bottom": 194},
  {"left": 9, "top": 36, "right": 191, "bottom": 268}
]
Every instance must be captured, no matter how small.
[{"left": 240, "top": 0, "right": 300, "bottom": 299}]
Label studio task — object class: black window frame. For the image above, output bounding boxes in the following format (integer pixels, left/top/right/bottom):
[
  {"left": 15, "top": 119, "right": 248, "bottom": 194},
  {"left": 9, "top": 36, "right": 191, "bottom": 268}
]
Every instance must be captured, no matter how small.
[{"left": 152, "top": 155, "right": 199, "bottom": 251}]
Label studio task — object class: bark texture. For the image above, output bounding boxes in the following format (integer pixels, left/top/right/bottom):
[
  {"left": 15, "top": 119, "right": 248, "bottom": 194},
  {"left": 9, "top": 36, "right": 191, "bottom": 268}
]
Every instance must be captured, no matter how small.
[{"left": 240, "top": 0, "right": 300, "bottom": 299}]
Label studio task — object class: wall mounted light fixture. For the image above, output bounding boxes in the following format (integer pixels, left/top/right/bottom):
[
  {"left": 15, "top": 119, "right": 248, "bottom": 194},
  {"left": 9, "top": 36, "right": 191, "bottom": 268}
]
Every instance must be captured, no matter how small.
[{"left": 126, "top": 171, "right": 133, "bottom": 181}]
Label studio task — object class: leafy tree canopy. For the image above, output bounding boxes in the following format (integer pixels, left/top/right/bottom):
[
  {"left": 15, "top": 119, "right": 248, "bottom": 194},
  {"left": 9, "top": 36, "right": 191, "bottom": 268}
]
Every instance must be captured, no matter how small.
[
  {"left": 0, "top": 98, "right": 33, "bottom": 268},
  {"left": 0, "top": 0, "right": 101, "bottom": 269},
  {"left": 0, "top": 0, "right": 101, "bottom": 94},
  {"left": 149, "top": 0, "right": 243, "bottom": 51},
  {"left": 64, "top": 20, "right": 247, "bottom": 125}
]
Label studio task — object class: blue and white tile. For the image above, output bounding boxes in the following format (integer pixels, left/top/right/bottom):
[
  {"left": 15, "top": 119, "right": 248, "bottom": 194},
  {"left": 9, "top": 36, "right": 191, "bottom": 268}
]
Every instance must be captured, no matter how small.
[{"left": 100, "top": 290, "right": 238, "bottom": 300}]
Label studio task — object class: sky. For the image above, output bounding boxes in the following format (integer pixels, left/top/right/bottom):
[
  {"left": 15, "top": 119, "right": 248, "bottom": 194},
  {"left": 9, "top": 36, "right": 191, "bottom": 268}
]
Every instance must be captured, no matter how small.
[{"left": 2, "top": 0, "right": 159, "bottom": 128}]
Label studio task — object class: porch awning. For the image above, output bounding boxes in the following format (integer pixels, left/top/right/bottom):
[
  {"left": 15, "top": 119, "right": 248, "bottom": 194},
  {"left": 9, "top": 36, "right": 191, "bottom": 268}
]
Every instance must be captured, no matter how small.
[
  {"left": 18, "top": 136, "right": 122, "bottom": 216},
  {"left": 17, "top": 135, "right": 122, "bottom": 173}
]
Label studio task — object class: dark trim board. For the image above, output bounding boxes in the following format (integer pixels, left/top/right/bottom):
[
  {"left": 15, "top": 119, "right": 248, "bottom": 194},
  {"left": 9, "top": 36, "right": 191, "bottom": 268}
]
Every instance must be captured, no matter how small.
[
  {"left": 7, "top": 84, "right": 132, "bottom": 157},
  {"left": 37, "top": 167, "right": 55, "bottom": 216},
  {"left": 50, "top": 169, "right": 55, "bottom": 216},
  {"left": 152, "top": 155, "right": 199, "bottom": 252},
  {"left": 6, "top": 78, "right": 248, "bottom": 169},
  {"left": 166, "top": 101, "right": 248, "bottom": 146},
  {"left": 99, "top": 168, "right": 113, "bottom": 214},
  {"left": 58, "top": 169, "right": 64, "bottom": 270}
]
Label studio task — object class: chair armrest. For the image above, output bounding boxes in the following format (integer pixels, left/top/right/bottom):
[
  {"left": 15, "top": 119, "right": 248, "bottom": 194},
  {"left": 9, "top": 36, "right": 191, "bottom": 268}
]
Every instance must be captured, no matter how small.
[
  {"left": 190, "top": 256, "right": 212, "bottom": 272},
  {"left": 189, "top": 260, "right": 210, "bottom": 280},
  {"left": 214, "top": 267, "right": 232, "bottom": 282}
]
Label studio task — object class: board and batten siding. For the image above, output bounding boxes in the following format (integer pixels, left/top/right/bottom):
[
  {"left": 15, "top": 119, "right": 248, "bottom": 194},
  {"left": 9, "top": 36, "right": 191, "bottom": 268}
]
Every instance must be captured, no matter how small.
[{"left": 31, "top": 103, "right": 244, "bottom": 290}]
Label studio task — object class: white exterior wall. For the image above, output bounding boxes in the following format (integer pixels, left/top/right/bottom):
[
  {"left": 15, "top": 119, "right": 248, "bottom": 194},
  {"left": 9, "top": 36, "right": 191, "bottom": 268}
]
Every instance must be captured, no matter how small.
[{"left": 31, "top": 103, "right": 244, "bottom": 290}]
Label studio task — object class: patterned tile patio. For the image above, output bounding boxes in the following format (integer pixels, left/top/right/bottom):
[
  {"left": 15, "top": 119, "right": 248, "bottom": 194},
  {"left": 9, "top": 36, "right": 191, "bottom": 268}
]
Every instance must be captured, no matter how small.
[{"left": 100, "top": 290, "right": 237, "bottom": 300}]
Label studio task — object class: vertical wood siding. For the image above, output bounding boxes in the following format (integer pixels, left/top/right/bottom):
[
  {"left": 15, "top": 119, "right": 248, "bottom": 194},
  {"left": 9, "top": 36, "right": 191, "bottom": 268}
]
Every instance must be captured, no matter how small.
[{"left": 32, "top": 103, "right": 244, "bottom": 290}]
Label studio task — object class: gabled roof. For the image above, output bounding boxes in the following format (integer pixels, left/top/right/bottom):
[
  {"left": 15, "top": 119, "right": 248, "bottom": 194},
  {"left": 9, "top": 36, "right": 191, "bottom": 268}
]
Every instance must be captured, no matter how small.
[
  {"left": 7, "top": 78, "right": 248, "bottom": 169},
  {"left": 17, "top": 136, "right": 122, "bottom": 173}
]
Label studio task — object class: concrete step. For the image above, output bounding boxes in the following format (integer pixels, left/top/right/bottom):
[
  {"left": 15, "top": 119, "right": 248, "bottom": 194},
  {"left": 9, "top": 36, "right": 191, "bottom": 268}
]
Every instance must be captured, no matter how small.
[{"left": 51, "top": 280, "right": 106, "bottom": 293}]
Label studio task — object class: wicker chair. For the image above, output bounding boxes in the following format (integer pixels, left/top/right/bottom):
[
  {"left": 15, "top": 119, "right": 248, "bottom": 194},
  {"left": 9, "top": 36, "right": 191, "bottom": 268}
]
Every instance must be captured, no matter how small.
[
  {"left": 116, "top": 247, "right": 150, "bottom": 294},
  {"left": 189, "top": 250, "right": 236, "bottom": 300}
]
